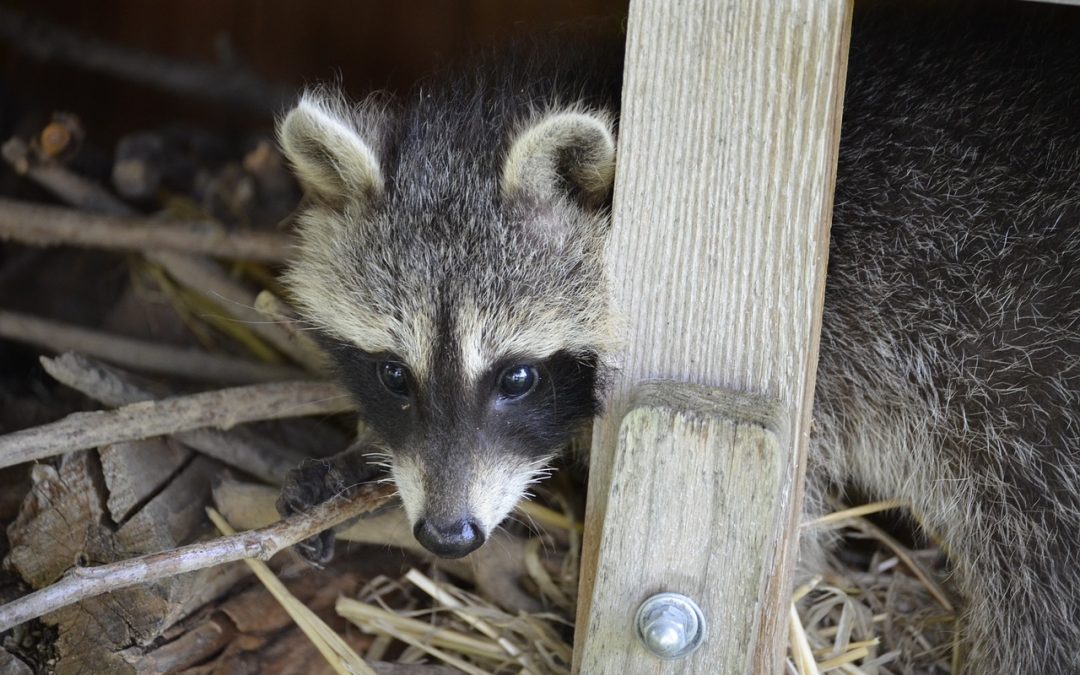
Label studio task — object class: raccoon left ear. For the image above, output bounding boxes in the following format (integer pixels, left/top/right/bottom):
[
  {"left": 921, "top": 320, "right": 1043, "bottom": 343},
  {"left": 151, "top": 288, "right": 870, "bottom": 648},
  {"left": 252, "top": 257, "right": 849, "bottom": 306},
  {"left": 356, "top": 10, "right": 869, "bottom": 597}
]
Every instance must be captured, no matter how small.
[
  {"left": 501, "top": 110, "right": 616, "bottom": 210},
  {"left": 278, "top": 91, "right": 386, "bottom": 208}
]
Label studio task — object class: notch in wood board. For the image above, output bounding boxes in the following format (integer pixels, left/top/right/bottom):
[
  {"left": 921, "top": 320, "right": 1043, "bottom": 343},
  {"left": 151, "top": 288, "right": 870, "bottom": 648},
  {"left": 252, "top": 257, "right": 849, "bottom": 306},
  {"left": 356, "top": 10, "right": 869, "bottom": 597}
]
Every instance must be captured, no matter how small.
[{"left": 579, "top": 381, "right": 789, "bottom": 673}]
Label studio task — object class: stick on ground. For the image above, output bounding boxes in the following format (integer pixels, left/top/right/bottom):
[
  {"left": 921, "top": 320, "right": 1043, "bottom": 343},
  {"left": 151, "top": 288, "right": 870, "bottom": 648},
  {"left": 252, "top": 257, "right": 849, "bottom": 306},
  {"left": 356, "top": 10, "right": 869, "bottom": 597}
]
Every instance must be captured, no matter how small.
[
  {"left": 0, "top": 195, "right": 291, "bottom": 262},
  {"left": 0, "top": 309, "right": 303, "bottom": 385},
  {"left": 42, "top": 353, "right": 308, "bottom": 484},
  {"left": 147, "top": 251, "right": 323, "bottom": 373},
  {"left": 0, "top": 483, "right": 396, "bottom": 633},
  {"left": 0, "top": 380, "right": 352, "bottom": 470}
]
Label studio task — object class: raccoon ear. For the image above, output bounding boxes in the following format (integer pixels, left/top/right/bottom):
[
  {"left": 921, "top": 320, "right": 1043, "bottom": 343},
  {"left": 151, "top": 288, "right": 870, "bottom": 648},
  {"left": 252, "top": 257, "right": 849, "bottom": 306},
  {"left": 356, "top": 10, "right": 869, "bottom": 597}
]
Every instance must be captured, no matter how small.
[
  {"left": 278, "top": 92, "right": 385, "bottom": 207},
  {"left": 501, "top": 110, "right": 616, "bottom": 210}
]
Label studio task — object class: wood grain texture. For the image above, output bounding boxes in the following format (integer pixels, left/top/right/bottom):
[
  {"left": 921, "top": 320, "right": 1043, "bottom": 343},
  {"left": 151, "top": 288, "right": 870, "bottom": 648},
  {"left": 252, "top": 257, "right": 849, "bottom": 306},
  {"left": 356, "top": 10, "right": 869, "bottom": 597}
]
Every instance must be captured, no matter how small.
[
  {"left": 575, "top": 0, "right": 852, "bottom": 671},
  {"left": 580, "top": 383, "right": 784, "bottom": 673}
]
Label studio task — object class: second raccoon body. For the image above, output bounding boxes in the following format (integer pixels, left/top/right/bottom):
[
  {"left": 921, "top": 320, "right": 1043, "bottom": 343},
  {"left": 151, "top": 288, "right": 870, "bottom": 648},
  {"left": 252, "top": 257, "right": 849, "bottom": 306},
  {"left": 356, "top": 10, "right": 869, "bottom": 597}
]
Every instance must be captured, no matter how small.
[{"left": 277, "top": 4, "right": 1080, "bottom": 672}]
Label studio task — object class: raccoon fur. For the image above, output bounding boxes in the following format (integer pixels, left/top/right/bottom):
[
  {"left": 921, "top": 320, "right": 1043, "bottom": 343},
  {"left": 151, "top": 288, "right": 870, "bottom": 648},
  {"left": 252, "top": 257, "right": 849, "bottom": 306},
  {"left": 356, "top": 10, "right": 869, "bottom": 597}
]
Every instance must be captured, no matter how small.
[{"left": 276, "top": 3, "right": 1080, "bottom": 672}]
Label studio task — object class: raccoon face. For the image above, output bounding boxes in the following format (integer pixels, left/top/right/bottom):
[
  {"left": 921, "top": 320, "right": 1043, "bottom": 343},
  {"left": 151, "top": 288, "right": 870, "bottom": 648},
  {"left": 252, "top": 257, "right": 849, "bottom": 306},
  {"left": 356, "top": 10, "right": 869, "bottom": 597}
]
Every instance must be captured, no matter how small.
[{"left": 279, "top": 90, "right": 617, "bottom": 558}]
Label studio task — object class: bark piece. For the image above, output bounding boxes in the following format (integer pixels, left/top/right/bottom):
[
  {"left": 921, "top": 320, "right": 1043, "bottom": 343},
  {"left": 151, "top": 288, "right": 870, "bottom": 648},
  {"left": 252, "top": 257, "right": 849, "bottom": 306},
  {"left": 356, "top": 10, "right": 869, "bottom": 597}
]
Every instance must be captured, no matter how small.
[
  {"left": 100, "top": 438, "right": 194, "bottom": 524},
  {"left": 4, "top": 451, "right": 239, "bottom": 673},
  {"left": 0, "top": 648, "right": 33, "bottom": 675}
]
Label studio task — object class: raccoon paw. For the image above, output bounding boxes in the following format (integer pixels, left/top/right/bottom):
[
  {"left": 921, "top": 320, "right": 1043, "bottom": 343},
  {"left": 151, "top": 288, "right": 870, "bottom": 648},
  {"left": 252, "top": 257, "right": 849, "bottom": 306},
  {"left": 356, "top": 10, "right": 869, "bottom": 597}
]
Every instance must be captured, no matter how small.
[{"left": 276, "top": 458, "right": 357, "bottom": 565}]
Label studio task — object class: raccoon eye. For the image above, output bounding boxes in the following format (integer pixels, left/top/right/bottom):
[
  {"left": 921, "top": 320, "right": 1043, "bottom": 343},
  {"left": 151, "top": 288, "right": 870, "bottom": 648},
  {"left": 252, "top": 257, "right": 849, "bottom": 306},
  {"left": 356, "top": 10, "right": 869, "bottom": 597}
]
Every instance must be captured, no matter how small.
[
  {"left": 498, "top": 364, "right": 539, "bottom": 399},
  {"left": 378, "top": 361, "right": 410, "bottom": 397}
]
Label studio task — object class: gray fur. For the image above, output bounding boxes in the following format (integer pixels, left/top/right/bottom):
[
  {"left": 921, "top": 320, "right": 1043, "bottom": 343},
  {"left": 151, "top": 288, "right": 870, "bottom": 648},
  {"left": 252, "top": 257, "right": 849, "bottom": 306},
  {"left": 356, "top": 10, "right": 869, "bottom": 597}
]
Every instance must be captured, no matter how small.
[
  {"left": 280, "top": 47, "right": 620, "bottom": 549},
  {"left": 279, "top": 6, "right": 1080, "bottom": 671},
  {"left": 806, "top": 6, "right": 1080, "bottom": 671}
]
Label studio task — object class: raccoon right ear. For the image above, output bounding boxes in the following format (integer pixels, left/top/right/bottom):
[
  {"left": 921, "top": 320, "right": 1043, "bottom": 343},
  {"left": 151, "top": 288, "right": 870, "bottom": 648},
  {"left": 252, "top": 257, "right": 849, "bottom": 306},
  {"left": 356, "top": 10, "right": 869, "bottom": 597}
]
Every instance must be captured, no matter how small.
[
  {"left": 501, "top": 110, "right": 616, "bottom": 211},
  {"left": 278, "top": 91, "right": 385, "bottom": 207}
]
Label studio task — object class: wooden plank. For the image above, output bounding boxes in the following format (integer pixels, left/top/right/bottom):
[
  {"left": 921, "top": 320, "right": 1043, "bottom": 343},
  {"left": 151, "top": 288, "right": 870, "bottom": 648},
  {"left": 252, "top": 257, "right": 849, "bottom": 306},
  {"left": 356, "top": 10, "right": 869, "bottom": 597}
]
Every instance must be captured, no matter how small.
[
  {"left": 580, "top": 383, "right": 784, "bottom": 672},
  {"left": 574, "top": 0, "right": 852, "bottom": 671}
]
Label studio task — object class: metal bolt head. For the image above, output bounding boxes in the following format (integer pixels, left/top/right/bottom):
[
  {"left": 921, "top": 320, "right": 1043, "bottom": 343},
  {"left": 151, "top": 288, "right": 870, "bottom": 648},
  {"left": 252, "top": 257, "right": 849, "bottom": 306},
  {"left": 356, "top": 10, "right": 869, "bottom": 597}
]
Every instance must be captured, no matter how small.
[{"left": 635, "top": 592, "right": 706, "bottom": 659}]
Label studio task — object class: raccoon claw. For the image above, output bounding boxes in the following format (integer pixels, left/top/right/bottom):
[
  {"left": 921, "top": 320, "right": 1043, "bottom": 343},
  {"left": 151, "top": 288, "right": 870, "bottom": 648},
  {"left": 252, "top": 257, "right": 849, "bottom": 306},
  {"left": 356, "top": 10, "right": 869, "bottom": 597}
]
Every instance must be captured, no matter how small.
[
  {"left": 277, "top": 458, "right": 355, "bottom": 565},
  {"left": 295, "top": 530, "right": 336, "bottom": 566}
]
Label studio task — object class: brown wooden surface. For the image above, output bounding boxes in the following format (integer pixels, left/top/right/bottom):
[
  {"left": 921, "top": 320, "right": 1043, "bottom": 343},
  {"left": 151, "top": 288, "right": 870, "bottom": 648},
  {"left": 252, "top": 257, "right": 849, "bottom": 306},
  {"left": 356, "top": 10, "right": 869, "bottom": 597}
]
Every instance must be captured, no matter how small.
[
  {"left": 574, "top": 0, "right": 852, "bottom": 671},
  {"left": 579, "top": 383, "right": 785, "bottom": 672}
]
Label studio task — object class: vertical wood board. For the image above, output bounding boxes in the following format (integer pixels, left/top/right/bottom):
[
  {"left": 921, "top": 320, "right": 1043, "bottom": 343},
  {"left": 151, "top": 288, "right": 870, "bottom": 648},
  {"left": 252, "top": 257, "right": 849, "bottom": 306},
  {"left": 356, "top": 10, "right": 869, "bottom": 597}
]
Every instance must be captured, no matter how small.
[
  {"left": 575, "top": 0, "right": 852, "bottom": 670},
  {"left": 579, "top": 383, "right": 784, "bottom": 673}
]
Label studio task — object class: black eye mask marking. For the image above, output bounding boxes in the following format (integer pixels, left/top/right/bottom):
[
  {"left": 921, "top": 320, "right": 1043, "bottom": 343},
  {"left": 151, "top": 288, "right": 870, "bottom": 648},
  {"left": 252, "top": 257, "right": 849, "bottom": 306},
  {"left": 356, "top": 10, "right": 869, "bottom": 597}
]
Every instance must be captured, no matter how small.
[
  {"left": 315, "top": 333, "right": 417, "bottom": 447},
  {"left": 482, "top": 350, "right": 600, "bottom": 454},
  {"left": 314, "top": 330, "right": 601, "bottom": 459}
]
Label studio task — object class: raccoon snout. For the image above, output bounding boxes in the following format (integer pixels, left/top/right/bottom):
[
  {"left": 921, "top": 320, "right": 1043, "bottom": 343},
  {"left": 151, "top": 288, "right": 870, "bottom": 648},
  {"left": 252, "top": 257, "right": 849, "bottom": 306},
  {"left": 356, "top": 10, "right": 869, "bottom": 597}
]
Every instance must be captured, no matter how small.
[{"left": 413, "top": 517, "right": 486, "bottom": 558}]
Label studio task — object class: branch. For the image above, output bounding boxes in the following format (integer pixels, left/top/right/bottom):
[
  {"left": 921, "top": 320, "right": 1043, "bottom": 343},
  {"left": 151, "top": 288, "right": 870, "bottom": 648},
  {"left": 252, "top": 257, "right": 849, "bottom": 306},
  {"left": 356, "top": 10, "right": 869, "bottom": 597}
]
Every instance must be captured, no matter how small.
[
  {"left": 0, "top": 483, "right": 396, "bottom": 633},
  {"left": 1, "top": 142, "right": 311, "bottom": 372},
  {"left": 41, "top": 353, "right": 308, "bottom": 483},
  {"left": 0, "top": 380, "right": 353, "bottom": 470},
  {"left": 0, "top": 195, "right": 291, "bottom": 262},
  {"left": 147, "top": 251, "right": 324, "bottom": 374},
  {"left": 0, "top": 309, "right": 303, "bottom": 385}
]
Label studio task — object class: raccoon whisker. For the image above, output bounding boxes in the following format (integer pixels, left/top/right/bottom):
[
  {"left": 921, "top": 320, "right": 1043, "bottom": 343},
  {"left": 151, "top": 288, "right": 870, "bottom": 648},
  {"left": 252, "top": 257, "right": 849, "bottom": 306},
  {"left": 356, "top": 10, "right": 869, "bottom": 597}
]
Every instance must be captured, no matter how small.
[
  {"left": 502, "top": 513, "right": 558, "bottom": 558},
  {"left": 281, "top": 393, "right": 356, "bottom": 414},
  {"left": 209, "top": 316, "right": 304, "bottom": 327},
  {"left": 329, "top": 480, "right": 369, "bottom": 501},
  {"left": 503, "top": 512, "right": 545, "bottom": 540}
]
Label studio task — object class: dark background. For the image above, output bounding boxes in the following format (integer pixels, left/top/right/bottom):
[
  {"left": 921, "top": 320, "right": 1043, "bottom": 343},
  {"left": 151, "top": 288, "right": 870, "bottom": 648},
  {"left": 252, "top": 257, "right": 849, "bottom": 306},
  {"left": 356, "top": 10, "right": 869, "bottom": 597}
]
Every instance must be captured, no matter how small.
[{"left": 0, "top": 1, "right": 629, "bottom": 143}]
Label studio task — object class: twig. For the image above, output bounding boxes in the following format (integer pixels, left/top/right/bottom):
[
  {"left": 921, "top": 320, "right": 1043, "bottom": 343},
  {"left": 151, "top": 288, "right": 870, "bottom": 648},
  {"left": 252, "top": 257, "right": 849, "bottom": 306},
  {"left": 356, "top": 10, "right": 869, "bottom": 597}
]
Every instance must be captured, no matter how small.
[
  {"left": 0, "top": 7, "right": 289, "bottom": 113},
  {"left": 3, "top": 138, "right": 310, "bottom": 373},
  {"left": 0, "top": 483, "right": 395, "bottom": 633},
  {"left": 3, "top": 136, "right": 308, "bottom": 374},
  {"left": 2, "top": 136, "right": 289, "bottom": 267},
  {"left": 405, "top": 569, "right": 538, "bottom": 675},
  {"left": 209, "top": 508, "right": 379, "bottom": 675},
  {"left": 0, "top": 380, "right": 353, "bottom": 470},
  {"left": 39, "top": 352, "right": 168, "bottom": 408},
  {"left": 2, "top": 138, "right": 131, "bottom": 214},
  {"left": 41, "top": 353, "right": 307, "bottom": 483},
  {"left": 802, "top": 500, "right": 908, "bottom": 529},
  {"left": 0, "top": 195, "right": 291, "bottom": 262},
  {"left": 147, "top": 251, "right": 323, "bottom": 373},
  {"left": 0, "top": 309, "right": 302, "bottom": 385},
  {"left": 255, "top": 290, "right": 327, "bottom": 372},
  {"left": 847, "top": 518, "right": 955, "bottom": 613}
]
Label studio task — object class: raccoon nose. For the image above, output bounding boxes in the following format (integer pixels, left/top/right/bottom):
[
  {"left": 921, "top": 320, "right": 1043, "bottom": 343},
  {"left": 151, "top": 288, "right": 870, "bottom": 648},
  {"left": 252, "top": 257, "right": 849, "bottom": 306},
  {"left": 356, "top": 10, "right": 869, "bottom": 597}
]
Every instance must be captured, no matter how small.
[{"left": 413, "top": 517, "right": 485, "bottom": 558}]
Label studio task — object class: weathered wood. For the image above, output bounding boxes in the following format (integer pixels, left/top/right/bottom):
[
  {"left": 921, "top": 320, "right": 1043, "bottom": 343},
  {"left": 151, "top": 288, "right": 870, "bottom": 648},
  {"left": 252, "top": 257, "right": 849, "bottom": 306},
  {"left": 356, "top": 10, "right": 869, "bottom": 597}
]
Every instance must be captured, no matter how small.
[
  {"left": 575, "top": 0, "right": 851, "bottom": 671},
  {"left": 43, "top": 353, "right": 309, "bottom": 483},
  {"left": 0, "top": 481, "right": 396, "bottom": 632},
  {"left": 0, "top": 648, "right": 33, "bottom": 675},
  {"left": 4, "top": 452, "right": 232, "bottom": 673},
  {"left": 0, "top": 309, "right": 303, "bottom": 384},
  {"left": 100, "top": 438, "right": 193, "bottom": 523},
  {"left": 0, "top": 380, "right": 351, "bottom": 470},
  {"left": 579, "top": 383, "right": 783, "bottom": 672},
  {"left": 0, "top": 195, "right": 291, "bottom": 262}
]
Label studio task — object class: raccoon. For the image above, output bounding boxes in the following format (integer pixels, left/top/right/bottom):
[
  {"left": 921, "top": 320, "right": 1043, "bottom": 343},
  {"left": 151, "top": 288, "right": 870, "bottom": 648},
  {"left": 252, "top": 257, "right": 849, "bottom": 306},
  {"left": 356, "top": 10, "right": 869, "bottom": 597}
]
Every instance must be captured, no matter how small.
[
  {"left": 276, "top": 46, "right": 621, "bottom": 560},
  {"left": 275, "top": 4, "right": 1080, "bottom": 673}
]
